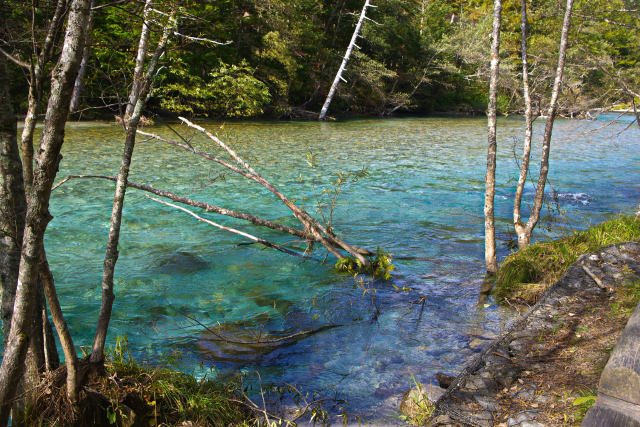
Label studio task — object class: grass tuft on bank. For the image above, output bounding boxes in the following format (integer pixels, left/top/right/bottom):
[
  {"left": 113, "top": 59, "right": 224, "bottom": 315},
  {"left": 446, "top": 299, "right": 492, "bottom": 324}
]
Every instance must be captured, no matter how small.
[
  {"left": 26, "top": 336, "right": 253, "bottom": 426},
  {"left": 494, "top": 215, "right": 640, "bottom": 303}
]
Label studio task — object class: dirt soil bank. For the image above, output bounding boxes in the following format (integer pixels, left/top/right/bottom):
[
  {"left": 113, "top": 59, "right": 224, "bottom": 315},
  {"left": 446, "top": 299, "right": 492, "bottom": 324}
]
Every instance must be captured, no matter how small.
[{"left": 428, "top": 242, "right": 640, "bottom": 426}]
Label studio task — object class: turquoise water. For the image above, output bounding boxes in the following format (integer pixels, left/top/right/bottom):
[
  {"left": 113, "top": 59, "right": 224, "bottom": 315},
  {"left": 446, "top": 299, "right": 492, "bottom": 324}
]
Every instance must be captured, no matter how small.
[{"left": 7, "top": 116, "right": 640, "bottom": 421}]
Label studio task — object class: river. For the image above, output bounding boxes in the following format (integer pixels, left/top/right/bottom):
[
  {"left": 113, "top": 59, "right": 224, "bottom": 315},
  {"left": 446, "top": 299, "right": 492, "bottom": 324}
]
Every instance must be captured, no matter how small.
[{"left": 9, "top": 115, "right": 640, "bottom": 422}]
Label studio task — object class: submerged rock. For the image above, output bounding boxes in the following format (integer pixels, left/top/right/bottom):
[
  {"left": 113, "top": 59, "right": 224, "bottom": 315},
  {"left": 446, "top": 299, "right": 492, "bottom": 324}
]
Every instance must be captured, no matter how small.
[{"left": 153, "top": 251, "right": 209, "bottom": 274}]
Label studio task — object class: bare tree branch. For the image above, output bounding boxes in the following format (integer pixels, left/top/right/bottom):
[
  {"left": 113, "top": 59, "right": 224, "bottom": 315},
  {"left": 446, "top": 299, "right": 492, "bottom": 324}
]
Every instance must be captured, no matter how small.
[
  {"left": 147, "top": 195, "right": 321, "bottom": 262},
  {"left": 0, "top": 47, "right": 29, "bottom": 69}
]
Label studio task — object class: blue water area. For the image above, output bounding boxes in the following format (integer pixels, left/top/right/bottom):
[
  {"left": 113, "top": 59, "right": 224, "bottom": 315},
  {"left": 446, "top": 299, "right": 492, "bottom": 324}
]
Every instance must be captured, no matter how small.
[{"left": 3, "top": 116, "right": 639, "bottom": 422}]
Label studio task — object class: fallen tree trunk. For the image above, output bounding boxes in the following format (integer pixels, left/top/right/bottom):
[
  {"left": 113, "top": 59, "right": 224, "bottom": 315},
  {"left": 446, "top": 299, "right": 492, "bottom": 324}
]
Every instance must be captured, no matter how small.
[
  {"left": 147, "top": 195, "right": 322, "bottom": 262},
  {"left": 138, "top": 120, "right": 371, "bottom": 267},
  {"left": 53, "top": 174, "right": 377, "bottom": 258},
  {"left": 319, "top": 0, "right": 375, "bottom": 120}
]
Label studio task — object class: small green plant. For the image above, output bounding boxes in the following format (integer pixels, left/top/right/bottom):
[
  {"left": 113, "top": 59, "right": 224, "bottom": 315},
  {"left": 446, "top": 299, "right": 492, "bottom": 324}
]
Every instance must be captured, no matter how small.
[
  {"left": 102, "top": 336, "right": 251, "bottom": 425},
  {"left": 399, "top": 374, "right": 435, "bottom": 425},
  {"left": 335, "top": 247, "right": 395, "bottom": 279},
  {"left": 572, "top": 391, "right": 597, "bottom": 422}
]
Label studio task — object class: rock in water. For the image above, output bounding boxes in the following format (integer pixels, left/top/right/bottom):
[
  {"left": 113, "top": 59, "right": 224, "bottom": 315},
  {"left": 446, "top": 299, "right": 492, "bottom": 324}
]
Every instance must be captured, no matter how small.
[
  {"left": 435, "top": 372, "right": 455, "bottom": 389},
  {"left": 154, "top": 251, "right": 209, "bottom": 274}
]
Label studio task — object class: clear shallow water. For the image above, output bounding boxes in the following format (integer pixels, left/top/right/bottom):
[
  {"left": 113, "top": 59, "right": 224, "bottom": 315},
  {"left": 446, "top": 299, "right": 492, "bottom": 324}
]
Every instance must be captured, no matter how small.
[{"left": 6, "top": 116, "right": 640, "bottom": 422}]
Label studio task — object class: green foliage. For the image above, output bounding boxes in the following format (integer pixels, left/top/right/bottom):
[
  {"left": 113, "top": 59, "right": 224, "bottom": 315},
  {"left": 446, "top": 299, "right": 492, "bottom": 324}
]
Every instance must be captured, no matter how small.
[
  {"left": 572, "top": 391, "right": 597, "bottom": 422},
  {"left": 494, "top": 216, "right": 640, "bottom": 302},
  {"left": 398, "top": 374, "right": 435, "bottom": 425},
  {"left": 335, "top": 247, "right": 395, "bottom": 280},
  {"left": 156, "top": 59, "right": 271, "bottom": 117},
  {"left": 105, "top": 336, "right": 251, "bottom": 426},
  {"left": 5, "top": 0, "right": 638, "bottom": 117}
]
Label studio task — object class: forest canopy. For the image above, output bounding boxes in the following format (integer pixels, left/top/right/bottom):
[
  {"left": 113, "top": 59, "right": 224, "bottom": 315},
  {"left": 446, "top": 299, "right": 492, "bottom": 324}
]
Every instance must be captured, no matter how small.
[{"left": 3, "top": 0, "right": 639, "bottom": 120}]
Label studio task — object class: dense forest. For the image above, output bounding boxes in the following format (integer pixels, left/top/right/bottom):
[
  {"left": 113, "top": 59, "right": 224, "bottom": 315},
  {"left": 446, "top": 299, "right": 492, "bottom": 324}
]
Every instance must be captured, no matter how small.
[{"left": 3, "top": 0, "right": 639, "bottom": 119}]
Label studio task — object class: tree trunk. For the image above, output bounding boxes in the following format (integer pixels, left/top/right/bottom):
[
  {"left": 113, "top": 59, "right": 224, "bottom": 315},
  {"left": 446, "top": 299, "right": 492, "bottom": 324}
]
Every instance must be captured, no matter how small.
[
  {"left": 0, "top": 0, "right": 91, "bottom": 423},
  {"left": 513, "top": 0, "right": 533, "bottom": 250},
  {"left": 319, "top": 0, "right": 372, "bottom": 120},
  {"left": 419, "top": 0, "right": 426, "bottom": 36},
  {"left": 40, "top": 251, "right": 79, "bottom": 403},
  {"left": 70, "top": 0, "right": 94, "bottom": 113},
  {"left": 177, "top": 118, "right": 370, "bottom": 266},
  {"left": 0, "top": 52, "right": 46, "bottom": 419},
  {"left": 521, "top": 0, "right": 574, "bottom": 243},
  {"left": 53, "top": 174, "right": 376, "bottom": 257},
  {"left": 91, "top": 10, "right": 173, "bottom": 364},
  {"left": 0, "top": 56, "right": 26, "bottom": 343},
  {"left": 484, "top": 0, "right": 502, "bottom": 274},
  {"left": 124, "top": 0, "right": 154, "bottom": 119},
  {"left": 20, "top": 0, "right": 67, "bottom": 195}
]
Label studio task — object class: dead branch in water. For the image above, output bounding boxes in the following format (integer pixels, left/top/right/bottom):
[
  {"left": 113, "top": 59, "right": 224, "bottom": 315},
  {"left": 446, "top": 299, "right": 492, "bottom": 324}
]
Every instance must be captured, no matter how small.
[
  {"left": 146, "top": 195, "right": 322, "bottom": 262},
  {"left": 53, "top": 174, "right": 375, "bottom": 258},
  {"left": 184, "top": 314, "right": 340, "bottom": 347},
  {"left": 138, "top": 119, "right": 372, "bottom": 266}
]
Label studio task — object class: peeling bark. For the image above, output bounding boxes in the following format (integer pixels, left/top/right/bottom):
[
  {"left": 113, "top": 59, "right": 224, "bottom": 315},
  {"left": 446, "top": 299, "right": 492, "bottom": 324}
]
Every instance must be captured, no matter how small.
[
  {"left": 0, "top": 0, "right": 91, "bottom": 423},
  {"left": 484, "top": 0, "right": 502, "bottom": 274}
]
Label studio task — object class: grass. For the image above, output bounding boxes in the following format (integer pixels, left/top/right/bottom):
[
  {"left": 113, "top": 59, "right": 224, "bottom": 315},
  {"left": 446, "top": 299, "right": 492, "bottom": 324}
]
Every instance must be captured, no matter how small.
[
  {"left": 494, "top": 215, "right": 640, "bottom": 303},
  {"left": 26, "top": 336, "right": 254, "bottom": 426},
  {"left": 100, "top": 337, "right": 252, "bottom": 426},
  {"left": 610, "top": 279, "right": 640, "bottom": 317}
]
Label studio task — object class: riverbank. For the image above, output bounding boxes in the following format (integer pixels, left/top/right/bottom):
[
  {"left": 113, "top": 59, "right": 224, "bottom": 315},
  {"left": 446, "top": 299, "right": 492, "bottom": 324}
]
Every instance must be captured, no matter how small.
[
  {"left": 494, "top": 215, "right": 640, "bottom": 304},
  {"left": 24, "top": 339, "right": 254, "bottom": 426},
  {"left": 403, "top": 216, "right": 640, "bottom": 426}
]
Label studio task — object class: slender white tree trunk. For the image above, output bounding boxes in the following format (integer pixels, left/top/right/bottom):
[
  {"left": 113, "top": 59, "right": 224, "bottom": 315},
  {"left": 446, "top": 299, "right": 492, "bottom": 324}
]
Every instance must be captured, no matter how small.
[
  {"left": 484, "top": 0, "right": 502, "bottom": 274},
  {"left": 521, "top": 0, "right": 574, "bottom": 243},
  {"left": 319, "top": 0, "right": 373, "bottom": 120},
  {"left": 513, "top": 0, "right": 533, "bottom": 249},
  {"left": 70, "top": 0, "right": 94, "bottom": 113},
  {"left": 419, "top": 0, "right": 426, "bottom": 36},
  {"left": 91, "top": 10, "right": 174, "bottom": 364},
  {"left": 124, "top": 0, "right": 154, "bottom": 119},
  {"left": 0, "top": 0, "right": 91, "bottom": 423}
]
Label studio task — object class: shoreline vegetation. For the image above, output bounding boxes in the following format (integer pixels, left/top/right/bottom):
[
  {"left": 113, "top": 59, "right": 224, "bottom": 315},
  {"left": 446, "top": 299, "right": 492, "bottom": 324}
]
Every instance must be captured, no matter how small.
[
  {"left": 1, "top": 0, "right": 638, "bottom": 424},
  {"left": 400, "top": 218, "right": 640, "bottom": 426},
  {"left": 494, "top": 215, "right": 640, "bottom": 304}
]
